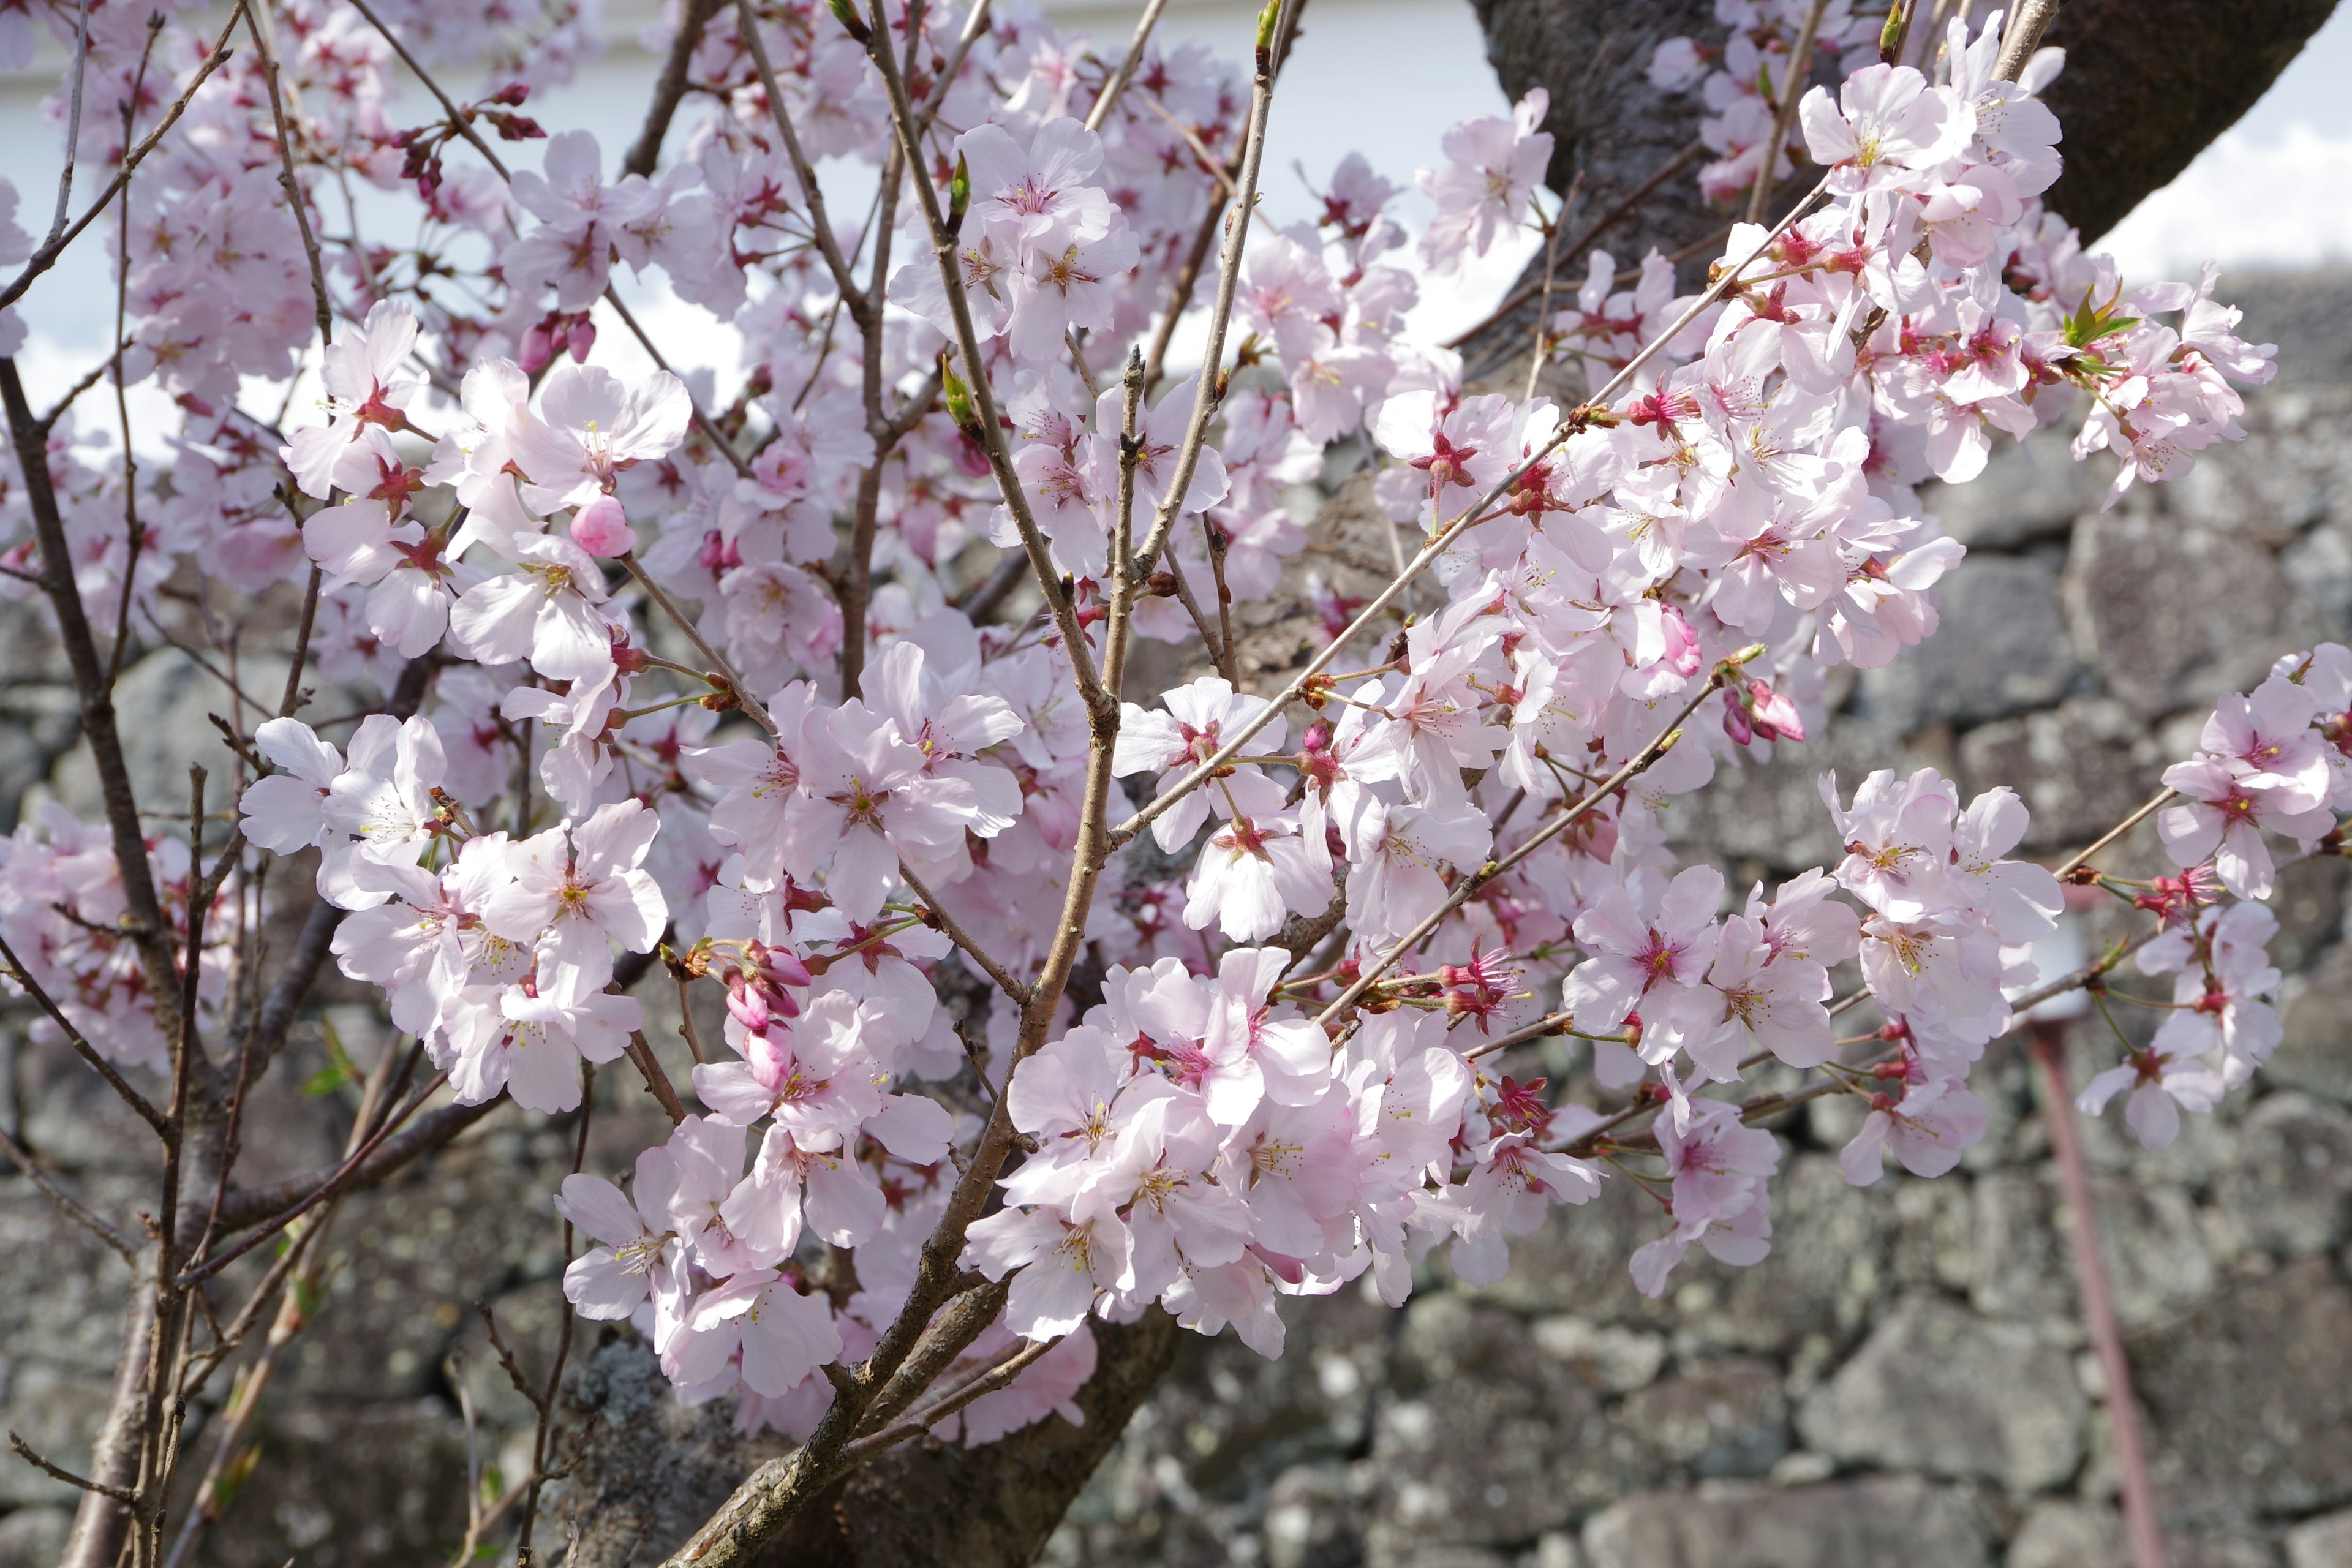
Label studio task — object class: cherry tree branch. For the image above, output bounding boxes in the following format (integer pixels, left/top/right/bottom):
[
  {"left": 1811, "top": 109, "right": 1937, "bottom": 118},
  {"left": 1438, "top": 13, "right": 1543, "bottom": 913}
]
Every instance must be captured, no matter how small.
[
  {"left": 1128, "top": 0, "right": 1285, "bottom": 580},
  {"left": 0, "top": 360, "right": 186, "bottom": 1044},
  {"left": 623, "top": 0, "right": 726, "bottom": 178},
  {"left": 859, "top": 0, "right": 1110, "bottom": 713},
  {"left": 1744, "top": 0, "right": 1829, "bottom": 224},
  {"left": 0, "top": 1123, "right": 139, "bottom": 1261},
  {"left": 0, "top": 1, "right": 247, "bottom": 313},
  {"left": 1110, "top": 180, "right": 1826, "bottom": 850},
  {"left": 899, "top": 862, "right": 1031, "bottom": 1004}
]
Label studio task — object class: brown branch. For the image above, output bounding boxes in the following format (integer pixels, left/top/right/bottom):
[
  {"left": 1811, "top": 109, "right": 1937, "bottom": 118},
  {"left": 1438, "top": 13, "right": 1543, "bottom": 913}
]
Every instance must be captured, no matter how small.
[
  {"left": 0, "top": 930, "right": 170, "bottom": 1137},
  {"left": 0, "top": 1123, "right": 138, "bottom": 1260},
  {"left": 10, "top": 1433, "right": 148, "bottom": 1516},
  {"left": 622, "top": 0, "right": 725, "bottom": 178},
  {"left": 1744, "top": 0, "right": 1829, "bottom": 224},
  {"left": 838, "top": 1334, "right": 1061, "bottom": 1466},
  {"left": 625, "top": 1030, "right": 688, "bottom": 1124},
  {"left": 242, "top": 4, "right": 334, "bottom": 348},
  {"left": 1, "top": 359, "right": 186, "bottom": 1044},
  {"left": 898, "top": 862, "right": 1030, "bottom": 1005},
  {"left": 211, "top": 1096, "right": 500, "bottom": 1233}
]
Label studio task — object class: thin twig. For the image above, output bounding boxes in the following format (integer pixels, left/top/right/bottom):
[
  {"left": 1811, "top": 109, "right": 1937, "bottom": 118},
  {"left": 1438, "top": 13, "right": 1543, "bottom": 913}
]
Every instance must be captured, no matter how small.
[
  {"left": 43, "top": 0, "right": 96, "bottom": 249},
  {"left": 898, "top": 861, "right": 1030, "bottom": 1004},
  {"left": 0, "top": 931, "right": 170, "bottom": 1137},
  {"left": 617, "top": 553, "right": 775, "bottom": 734},
  {"left": 0, "top": 1123, "right": 138, "bottom": 1260},
  {"left": 1442, "top": 137, "right": 1705, "bottom": 351},
  {"left": 1745, "top": 0, "right": 1830, "bottom": 224},
  {"left": 2055, "top": 788, "right": 2175, "bottom": 879},
  {"left": 1084, "top": 0, "right": 1170, "bottom": 133},
  {"left": 1993, "top": 0, "right": 2064, "bottom": 83},
  {"left": 2030, "top": 1021, "right": 2166, "bottom": 1568},
  {"left": 0, "top": 1, "right": 247, "bottom": 313},
  {"left": 624, "top": 1030, "right": 688, "bottom": 1124},
  {"left": 837, "top": 1335, "right": 1061, "bottom": 1464},
  {"left": 10, "top": 1433, "right": 147, "bottom": 1515}
]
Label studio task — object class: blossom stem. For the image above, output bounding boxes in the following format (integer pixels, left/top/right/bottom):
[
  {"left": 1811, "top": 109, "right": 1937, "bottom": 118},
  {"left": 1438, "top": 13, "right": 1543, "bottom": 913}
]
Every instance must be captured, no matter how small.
[
  {"left": 1084, "top": 0, "right": 1172, "bottom": 134},
  {"left": 1127, "top": 0, "right": 1286, "bottom": 581},
  {"left": 2054, "top": 787, "right": 2176, "bottom": 879},
  {"left": 860, "top": 2, "right": 1112, "bottom": 714}
]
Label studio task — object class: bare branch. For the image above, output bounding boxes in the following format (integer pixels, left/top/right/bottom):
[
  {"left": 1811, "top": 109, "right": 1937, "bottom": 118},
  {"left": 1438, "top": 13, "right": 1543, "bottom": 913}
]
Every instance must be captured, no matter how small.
[
  {"left": 1084, "top": 0, "right": 1171, "bottom": 133},
  {"left": 623, "top": 0, "right": 725, "bottom": 178},
  {"left": 897, "top": 862, "right": 1030, "bottom": 1005},
  {"left": 624, "top": 1030, "right": 688, "bottom": 1125},
  {"left": 0, "top": 930, "right": 170, "bottom": 1138},
  {"left": 1744, "top": 0, "right": 1830, "bottom": 224},
  {"left": 10, "top": 1433, "right": 148, "bottom": 1515},
  {"left": 0, "top": 1123, "right": 138, "bottom": 1261}
]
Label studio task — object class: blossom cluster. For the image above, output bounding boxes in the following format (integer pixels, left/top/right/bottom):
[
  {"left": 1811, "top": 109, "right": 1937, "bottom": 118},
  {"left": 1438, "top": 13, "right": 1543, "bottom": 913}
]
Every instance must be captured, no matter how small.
[{"left": 0, "top": 0, "right": 2301, "bottom": 1455}]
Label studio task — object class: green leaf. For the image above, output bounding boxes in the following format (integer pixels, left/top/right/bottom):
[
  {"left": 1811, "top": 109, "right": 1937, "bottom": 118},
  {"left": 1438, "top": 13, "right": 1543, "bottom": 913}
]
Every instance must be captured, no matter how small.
[{"left": 301, "top": 1062, "right": 353, "bottom": 1096}]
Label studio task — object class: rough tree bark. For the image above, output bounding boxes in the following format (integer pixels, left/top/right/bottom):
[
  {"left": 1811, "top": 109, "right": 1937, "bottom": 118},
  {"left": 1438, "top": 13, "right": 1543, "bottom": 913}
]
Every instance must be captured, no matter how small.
[{"left": 552, "top": 4, "right": 2342, "bottom": 1561}]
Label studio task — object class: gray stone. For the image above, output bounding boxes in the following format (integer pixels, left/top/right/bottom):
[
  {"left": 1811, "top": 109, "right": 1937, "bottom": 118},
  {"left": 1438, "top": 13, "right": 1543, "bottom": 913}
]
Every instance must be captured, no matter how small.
[
  {"left": 1969, "top": 1168, "right": 2214, "bottom": 1329},
  {"left": 1923, "top": 424, "right": 2101, "bottom": 549},
  {"left": 2064, "top": 509, "right": 2311, "bottom": 720},
  {"left": 2287, "top": 1507, "right": 2352, "bottom": 1568},
  {"left": 2170, "top": 388, "right": 2352, "bottom": 546},
  {"left": 1955, "top": 698, "right": 2164, "bottom": 853},
  {"left": 1261, "top": 1463, "right": 1362, "bottom": 1568},
  {"left": 2275, "top": 947, "right": 2352, "bottom": 1104},
  {"left": 2007, "top": 1501, "right": 2129, "bottom": 1568},
  {"left": 1582, "top": 1477, "right": 1990, "bottom": 1568},
  {"left": 0, "top": 1506, "right": 71, "bottom": 1568},
  {"left": 1795, "top": 1294, "right": 2085, "bottom": 1492},
  {"left": 1530, "top": 1317, "right": 1667, "bottom": 1393},
  {"left": 2268, "top": 855, "right": 2352, "bottom": 979},
  {"left": 2231, "top": 272, "right": 2352, "bottom": 391},
  {"left": 1363, "top": 1298, "right": 1635, "bottom": 1557},
  {"left": 1619, "top": 1356, "right": 1789, "bottom": 1477},
  {"left": 2130, "top": 1258, "right": 2352, "bottom": 1519},
  {"left": 1478, "top": 1153, "right": 1894, "bottom": 1357},
  {"left": 1853, "top": 555, "right": 2079, "bottom": 734},
  {"left": 2209, "top": 1093, "right": 2352, "bottom": 1259}
]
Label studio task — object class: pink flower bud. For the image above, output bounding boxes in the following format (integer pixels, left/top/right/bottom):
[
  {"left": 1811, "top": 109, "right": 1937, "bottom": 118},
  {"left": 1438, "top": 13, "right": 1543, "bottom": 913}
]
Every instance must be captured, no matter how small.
[
  {"left": 569, "top": 496, "right": 638, "bottom": 557},
  {"left": 1747, "top": 681, "right": 1805, "bottom": 742},
  {"left": 1660, "top": 605, "right": 1703, "bottom": 678}
]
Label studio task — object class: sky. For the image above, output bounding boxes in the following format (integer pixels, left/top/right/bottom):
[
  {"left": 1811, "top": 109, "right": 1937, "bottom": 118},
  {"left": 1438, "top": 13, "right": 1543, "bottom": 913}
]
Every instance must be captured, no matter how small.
[{"left": 2, "top": 0, "right": 2349, "bottom": 425}]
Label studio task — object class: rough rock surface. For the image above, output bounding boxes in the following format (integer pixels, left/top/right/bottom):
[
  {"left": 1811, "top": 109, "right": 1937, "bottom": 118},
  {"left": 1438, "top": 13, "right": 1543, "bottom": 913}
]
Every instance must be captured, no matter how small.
[{"left": 5, "top": 275, "right": 2352, "bottom": 1567}]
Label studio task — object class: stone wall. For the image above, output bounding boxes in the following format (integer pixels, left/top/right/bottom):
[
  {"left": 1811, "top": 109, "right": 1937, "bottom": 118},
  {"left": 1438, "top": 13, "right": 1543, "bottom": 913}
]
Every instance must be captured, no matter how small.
[{"left": 0, "top": 273, "right": 2349, "bottom": 1567}]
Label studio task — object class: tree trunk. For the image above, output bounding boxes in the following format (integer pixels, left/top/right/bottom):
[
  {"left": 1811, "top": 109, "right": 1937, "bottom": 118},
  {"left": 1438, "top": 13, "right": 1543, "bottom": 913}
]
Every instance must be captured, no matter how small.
[{"left": 554, "top": 1313, "right": 1179, "bottom": 1568}]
